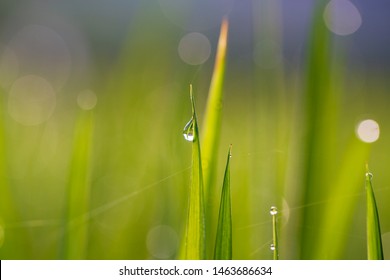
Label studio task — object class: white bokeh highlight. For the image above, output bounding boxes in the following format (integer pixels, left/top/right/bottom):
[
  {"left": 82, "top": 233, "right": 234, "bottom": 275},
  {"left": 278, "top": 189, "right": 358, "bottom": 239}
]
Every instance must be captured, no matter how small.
[
  {"left": 178, "top": 32, "right": 211, "bottom": 65},
  {"left": 356, "top": 119, "right": 380, "bottom": 143},
  {"left": 324, "top": 0, "right": 362, "bottom": 36},
  {"left": 8, "top": 75, "right": 56, "bottom": 126},
  {"left": 77, "top": 89, "right": 97, "bottom": 110},
  {"left": 146, "top": 225, "right": 178, "bottom": 259}
]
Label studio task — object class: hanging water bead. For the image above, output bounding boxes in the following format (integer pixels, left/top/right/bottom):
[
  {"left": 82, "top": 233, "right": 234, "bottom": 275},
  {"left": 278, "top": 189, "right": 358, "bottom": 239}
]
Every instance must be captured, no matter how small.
[
  {"left": 365, "top": 172, "right": 373, "bottom": 180},
  {"left": 270, "top": 244, "right": 275, "bottom": 251},
  {"left": 270, "top": 206, "right": 278, "bottom": 216},
  {"left": 183, "top": 131, "right": 194, "bottom": 142},
  {"left": 183, "top": 117, "right": 195, "bottom": 142}
]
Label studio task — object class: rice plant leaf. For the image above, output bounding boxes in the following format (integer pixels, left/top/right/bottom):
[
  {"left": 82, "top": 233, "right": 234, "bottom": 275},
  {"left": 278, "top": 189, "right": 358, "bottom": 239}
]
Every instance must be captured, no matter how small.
[
  {"left": 365, "top": 170, "right": 384, "bottom": 260},
  {"left": 61, "top": 110, "right": 94, "bottom": 259},
  {"left": 184, "top": 85, "right": 206, "bottom": 260},
  {"left": 202, "top": 17, "right": 229, "bottom": 200},
  {"left": 214, "top": 145, "right": 232, "bottom": 260}
]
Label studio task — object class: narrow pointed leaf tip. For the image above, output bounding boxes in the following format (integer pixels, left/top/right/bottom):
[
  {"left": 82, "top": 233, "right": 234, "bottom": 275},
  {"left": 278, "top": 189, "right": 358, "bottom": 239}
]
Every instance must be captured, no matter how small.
[
  {"left": 365, "top": 169, "right": 384, "bottom": 260},
  {"left": 201, "top": 17, "right": 229, "bottom": 202},
  {"left": 214, "top": 145, "right": 232, "bottom": 260}
]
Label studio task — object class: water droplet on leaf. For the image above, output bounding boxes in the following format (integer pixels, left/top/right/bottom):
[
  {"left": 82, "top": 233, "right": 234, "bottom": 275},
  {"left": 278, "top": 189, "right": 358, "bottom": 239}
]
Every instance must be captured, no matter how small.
[
  {"left": 183, "top": 117, "right": 195, "bottom": 142},
  {"left": 270, "top": 206, "right": 278, "bottom": 216},
  {"left": 270, "top": 244, "right": 275, "bottom": 251},
  {"left": 366, "top": 172, "right": 373, "bottom": 180}
]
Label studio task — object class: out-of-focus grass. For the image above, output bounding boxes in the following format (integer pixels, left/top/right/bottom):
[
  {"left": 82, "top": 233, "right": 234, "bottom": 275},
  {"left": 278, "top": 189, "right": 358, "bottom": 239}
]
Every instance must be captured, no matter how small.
[
  {"left": 298, "top": 0, "right": 337, "bottom": 259},
  {"left": 0, "top": 2, "right": 389, "bottom": 260},
  {"left": 0, "top": 88, "right": 29, "bottom": 259},
  {"left": 61, "top": 110, "right": 94, "bottom": 259}
]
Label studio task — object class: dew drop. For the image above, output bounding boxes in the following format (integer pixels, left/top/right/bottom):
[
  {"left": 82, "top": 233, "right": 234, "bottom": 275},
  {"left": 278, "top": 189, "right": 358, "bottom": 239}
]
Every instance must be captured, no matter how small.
[
  {"left": 366, "top": 172, "right": 373, "bottom": 180},
  {"left": 270, "top": 206, "right": 278, "bottom": 216},
  {"left": 270, "top": 244, "right": 275, "bottom": 251},
  {"left": 184, "top": 132, "right": 194, "bottom": 142},
  {"left": 183, "top": 117, "right": 195, "bottom": 142}
]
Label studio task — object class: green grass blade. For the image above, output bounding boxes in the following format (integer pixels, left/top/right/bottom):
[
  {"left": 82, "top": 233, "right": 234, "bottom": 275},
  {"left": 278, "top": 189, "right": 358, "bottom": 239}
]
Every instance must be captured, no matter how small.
[
  {"left": 61, "top": 110, "right": 94, "bottom": 259},
  {"left": 183, "top": 85, "right": 205, "bottom": 260},
  {"left": 365, "top": 169, "right": 384, "bottom": 260},
  {"left": 214, "top": 145, "right": 232, "bottom": 260},
  {"left": 270, "top": 206, "right": 279, "bottom": 260},
  {"left": 201, "top": 18, "right": 229, "bottom": 200}
]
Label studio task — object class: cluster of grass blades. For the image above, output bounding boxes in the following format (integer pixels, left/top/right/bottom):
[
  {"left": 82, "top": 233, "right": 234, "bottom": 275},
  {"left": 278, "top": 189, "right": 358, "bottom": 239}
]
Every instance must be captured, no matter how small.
[
  {"left": 1, "top": 3, "right": 389, "bottom": 261},
  {"left": 180, "top": 8, "right": 387, "bottom": 260},
  {"left": 181, "top": 17, "right": 232, "bottom": 260},
  {"left": 182, "top": 85, "right": 232, "bottom": 260}
]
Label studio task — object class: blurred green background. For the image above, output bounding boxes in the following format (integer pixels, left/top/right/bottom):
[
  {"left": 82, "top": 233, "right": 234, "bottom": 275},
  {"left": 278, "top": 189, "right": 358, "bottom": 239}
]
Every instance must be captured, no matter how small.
[{"left": 0, "top": 0, "right": 389, "bottom": 259}]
